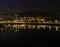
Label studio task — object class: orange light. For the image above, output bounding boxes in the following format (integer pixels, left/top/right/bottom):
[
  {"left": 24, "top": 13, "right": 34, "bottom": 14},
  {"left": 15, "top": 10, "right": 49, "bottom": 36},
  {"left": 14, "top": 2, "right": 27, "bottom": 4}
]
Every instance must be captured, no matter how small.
[{"left": 21, "top": 24, "right": 26, "bottom": 27}]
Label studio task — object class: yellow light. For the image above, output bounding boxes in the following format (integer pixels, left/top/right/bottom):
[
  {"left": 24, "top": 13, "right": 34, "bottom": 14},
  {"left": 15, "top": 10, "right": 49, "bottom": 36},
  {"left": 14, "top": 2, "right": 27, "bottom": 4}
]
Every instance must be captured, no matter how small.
[
  {"left": 13, "top": 25, "right": 18, "bottom": 28},
  {"left": 21, "top": 24, "right": 25, "bottom": 27}
]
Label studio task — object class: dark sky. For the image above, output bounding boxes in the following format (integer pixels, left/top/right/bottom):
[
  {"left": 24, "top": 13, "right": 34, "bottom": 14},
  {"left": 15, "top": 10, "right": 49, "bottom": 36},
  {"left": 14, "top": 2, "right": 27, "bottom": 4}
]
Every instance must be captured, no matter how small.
[{"left": 0, "top": 0, "right": 60, "bottom": 14}]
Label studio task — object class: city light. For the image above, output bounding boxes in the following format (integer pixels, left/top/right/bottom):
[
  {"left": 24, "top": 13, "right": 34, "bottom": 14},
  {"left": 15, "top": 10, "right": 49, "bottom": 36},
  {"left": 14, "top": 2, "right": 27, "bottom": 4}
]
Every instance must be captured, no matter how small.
[
  {"left": 0, "top": 17, "right": 59, "bottom": 24},
  {"left": 0, "top": 15, "right": 60, "bottom": 32}
]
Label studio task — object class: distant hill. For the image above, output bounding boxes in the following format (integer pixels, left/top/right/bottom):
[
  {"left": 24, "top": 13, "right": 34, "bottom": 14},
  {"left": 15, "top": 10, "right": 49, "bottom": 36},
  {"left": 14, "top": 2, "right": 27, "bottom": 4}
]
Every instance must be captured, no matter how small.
[
  {"left": 0, "top": 11, "right": 59, "bottom": 19},
  {"left": 19, "top": 11, "right": 57, "bottom": 17}
]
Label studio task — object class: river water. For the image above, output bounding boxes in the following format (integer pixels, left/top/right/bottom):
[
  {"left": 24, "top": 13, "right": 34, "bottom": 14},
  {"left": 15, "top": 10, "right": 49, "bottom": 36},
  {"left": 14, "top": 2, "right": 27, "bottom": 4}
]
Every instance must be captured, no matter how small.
[{"left": 1, "top": 24, "right": 60, "bottom": 47}]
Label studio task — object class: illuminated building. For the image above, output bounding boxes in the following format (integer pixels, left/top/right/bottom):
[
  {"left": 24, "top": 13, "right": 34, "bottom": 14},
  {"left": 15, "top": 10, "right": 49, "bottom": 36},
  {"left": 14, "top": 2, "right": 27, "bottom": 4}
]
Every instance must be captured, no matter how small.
[{"left": 0, "top": 13, "right": 60, "bottom": 32}]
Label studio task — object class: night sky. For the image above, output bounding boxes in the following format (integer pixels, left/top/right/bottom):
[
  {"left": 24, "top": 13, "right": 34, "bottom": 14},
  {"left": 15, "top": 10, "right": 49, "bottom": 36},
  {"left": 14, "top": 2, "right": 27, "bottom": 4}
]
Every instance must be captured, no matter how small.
[{"left": 0, "top": 0, "right": 60, "bottom": 14}]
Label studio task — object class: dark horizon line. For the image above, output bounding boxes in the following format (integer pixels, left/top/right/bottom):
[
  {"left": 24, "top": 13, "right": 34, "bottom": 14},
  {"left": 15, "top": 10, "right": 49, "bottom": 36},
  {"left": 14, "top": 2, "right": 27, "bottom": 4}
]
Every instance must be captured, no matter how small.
[{"left": 0, "top": 10, "right": 56, "bottom": 14}]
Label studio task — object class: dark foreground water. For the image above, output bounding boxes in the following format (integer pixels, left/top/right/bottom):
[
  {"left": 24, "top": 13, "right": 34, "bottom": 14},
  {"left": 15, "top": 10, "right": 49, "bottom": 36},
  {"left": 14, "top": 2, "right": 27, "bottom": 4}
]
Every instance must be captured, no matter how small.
[{"left": 1, "top": 29, "right": 60, "bottom": 47}]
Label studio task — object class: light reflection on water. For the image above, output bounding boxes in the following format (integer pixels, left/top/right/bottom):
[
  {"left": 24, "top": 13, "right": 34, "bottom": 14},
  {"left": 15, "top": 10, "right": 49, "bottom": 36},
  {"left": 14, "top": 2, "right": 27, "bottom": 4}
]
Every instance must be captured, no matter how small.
[{"left": 0, "top": 24, "right": 60, "bottom": 32}]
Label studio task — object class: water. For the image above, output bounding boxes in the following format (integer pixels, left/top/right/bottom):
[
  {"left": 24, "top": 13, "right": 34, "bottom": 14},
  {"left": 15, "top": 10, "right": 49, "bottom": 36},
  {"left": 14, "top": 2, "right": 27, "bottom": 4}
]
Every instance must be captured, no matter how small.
[
  {"left": 1, "top": 24, "right": 60, "bottom": 47},
  {"left": 0, "top": 24, "right": 60, "bottom": 32}
]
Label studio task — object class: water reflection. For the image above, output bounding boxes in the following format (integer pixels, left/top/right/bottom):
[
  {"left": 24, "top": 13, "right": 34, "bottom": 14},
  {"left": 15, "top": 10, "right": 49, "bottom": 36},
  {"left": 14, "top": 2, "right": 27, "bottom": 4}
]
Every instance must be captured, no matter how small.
[
  {"left": 49, "top": 26, "right": 51, "bottom": 30},
  {"left": 0, "top": 24, "right": 60, "bottom": 32}
]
